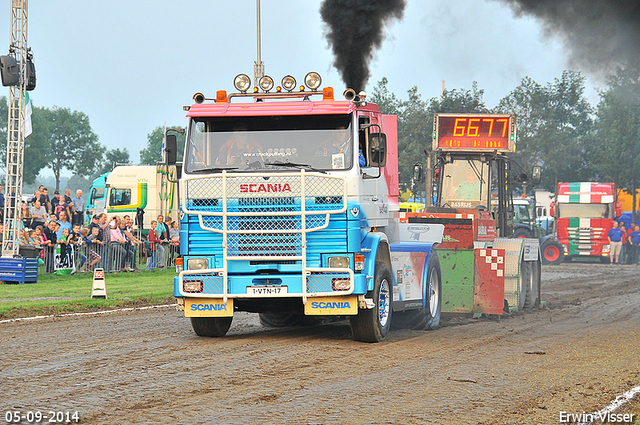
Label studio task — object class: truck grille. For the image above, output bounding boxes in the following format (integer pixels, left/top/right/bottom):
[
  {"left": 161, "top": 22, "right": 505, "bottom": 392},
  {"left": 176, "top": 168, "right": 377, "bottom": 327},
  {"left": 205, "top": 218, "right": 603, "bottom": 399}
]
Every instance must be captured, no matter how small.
[{"left": 183, "top": 172, "right": 346, "bottom": 258}]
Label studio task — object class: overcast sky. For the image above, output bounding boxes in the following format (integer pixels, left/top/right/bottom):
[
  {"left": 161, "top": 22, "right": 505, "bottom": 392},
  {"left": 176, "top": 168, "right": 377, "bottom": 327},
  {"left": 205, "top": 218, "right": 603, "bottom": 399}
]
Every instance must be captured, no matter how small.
[{"left": 1, "top": 0, "right": 601, "bottom": 176}]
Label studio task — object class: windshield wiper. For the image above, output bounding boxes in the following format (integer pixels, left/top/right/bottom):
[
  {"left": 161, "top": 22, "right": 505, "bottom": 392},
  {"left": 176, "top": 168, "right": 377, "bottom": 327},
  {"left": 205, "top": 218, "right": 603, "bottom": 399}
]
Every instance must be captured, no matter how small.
[
  {"left": 264, "top": 160, "right": 326, "bottom": 174},
  {"left": 190, "top": 166, "right": 238, "bottom": 174}
]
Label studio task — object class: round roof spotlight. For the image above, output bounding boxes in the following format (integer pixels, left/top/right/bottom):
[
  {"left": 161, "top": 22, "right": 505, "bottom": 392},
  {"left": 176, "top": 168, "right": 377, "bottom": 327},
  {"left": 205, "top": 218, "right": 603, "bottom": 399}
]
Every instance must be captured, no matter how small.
[
  {"left": 304, "top": 72, "right": 322, "bottom": 91},
  {"left": 234, "top": 74, "right": 252, "bottom": 93},
  {"left": 259, "top": 75, "right": 274, "bottom": 92},
  {"left": 281, "top": 75, "right": 297, "bottom": 92},
  {"left": 193, "top": 93, "right": 205, "bottom": 104}
]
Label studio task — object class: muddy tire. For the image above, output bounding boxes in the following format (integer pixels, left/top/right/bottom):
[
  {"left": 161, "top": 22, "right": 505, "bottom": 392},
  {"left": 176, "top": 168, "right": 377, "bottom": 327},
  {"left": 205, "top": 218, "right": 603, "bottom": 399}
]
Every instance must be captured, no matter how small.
[
  {"left": 190, "top": 317, "right": 233, "bottom": 337},
  {"left": 541, "top": 240, "right": 564, "bottom": 265},
  {"left": 524, "top": 260, "right": 540, "bottom": 309},
  {"left": 350, "top": 262, "right": 392, "bottom": 342},
  {"left": 518, "top": 260, "right": 530, "bottom": 311},
  {"left": 393, "top": 252, "right": 442, "bottom": 331}
]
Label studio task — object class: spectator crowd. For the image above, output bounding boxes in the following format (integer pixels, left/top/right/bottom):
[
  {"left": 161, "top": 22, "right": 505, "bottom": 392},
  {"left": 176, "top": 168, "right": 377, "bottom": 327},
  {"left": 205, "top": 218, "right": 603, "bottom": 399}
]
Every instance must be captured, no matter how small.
[{"left": 7, "top": 185, "right": 179, "bottom": 274}]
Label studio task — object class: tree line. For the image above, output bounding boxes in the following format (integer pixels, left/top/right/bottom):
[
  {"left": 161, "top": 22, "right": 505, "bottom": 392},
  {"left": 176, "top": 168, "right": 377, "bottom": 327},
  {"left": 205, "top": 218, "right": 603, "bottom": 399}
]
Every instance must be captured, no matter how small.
[
  {"left": 0, "top": 98, "right": 185, "bottom": 194},
  {"left": 370, "top": 64, "right": 640, "bottom": 214}
]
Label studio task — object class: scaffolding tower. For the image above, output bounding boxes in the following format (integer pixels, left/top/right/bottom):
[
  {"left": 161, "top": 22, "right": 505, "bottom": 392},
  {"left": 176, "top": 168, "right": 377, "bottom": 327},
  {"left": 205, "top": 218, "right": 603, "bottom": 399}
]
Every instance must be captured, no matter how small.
[{"left": 2, "top": 0, "right": 28, "bottom": 257}]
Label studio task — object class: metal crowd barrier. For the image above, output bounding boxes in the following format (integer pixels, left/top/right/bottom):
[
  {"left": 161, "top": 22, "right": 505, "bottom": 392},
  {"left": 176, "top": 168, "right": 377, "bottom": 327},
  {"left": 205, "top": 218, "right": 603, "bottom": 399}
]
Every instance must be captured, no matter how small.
[
  {"left": 32, "top": 235, "right": 179, "bottom": 275},
  {"left": 17, "top": 207, "right": 180, "bottom": 275}
]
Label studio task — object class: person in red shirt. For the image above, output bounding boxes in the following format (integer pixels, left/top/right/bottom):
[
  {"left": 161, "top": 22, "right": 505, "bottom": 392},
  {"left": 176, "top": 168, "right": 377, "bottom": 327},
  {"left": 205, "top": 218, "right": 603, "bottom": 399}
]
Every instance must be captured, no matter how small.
[{"left": 146, "top": 220, "right": 160, "bottom": 270}]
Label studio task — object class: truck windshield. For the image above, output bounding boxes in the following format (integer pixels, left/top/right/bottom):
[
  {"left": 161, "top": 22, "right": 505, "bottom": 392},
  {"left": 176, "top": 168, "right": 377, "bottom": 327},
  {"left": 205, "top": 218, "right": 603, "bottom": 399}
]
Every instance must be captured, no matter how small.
[
  {"left": 441, "top": 160, "right": 489, "bottom": 208},
  {"left": 558, "top": 203, "right": 611, "bottom": 219},
  {"left": 185, "top": 114, "right": 354, "bottom": 173}
]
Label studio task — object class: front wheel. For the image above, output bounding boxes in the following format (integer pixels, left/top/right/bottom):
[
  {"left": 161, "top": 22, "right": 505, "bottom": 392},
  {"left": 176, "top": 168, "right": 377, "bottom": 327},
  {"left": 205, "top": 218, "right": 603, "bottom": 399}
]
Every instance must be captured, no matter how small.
[
  {"left": 190, "top": 316, "right": 233, "bottom": 337},
  {"left": 350, "top": 262, "right": 392, "bottom": 342},
  {"left": 541, "top": 240, "right": 564, "bottom": 265}
]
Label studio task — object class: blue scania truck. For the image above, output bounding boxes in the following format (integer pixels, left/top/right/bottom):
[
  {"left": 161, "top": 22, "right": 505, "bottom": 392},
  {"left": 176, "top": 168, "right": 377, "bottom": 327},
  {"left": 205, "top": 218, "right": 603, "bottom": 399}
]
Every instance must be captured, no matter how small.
[{"left": 172, "top": 73, "right": 444, "bottom": 342}]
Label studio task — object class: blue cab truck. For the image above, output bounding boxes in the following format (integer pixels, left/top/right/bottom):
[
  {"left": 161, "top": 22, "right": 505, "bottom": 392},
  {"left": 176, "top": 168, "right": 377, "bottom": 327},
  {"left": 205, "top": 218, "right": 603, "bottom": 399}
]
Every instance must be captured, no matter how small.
[{"left": 171, "top": 73, "right": 444, "bottom": 342}]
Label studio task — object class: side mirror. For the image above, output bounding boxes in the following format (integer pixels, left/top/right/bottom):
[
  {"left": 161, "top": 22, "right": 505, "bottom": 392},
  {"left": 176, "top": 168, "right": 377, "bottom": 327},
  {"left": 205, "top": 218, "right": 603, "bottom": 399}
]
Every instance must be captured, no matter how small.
[
  {"left": 549, "top": 201, "right": 555, "bottom": 218},
  {"left": 0, "top": 55, "right": 19, "bottom": 87},
  {"left": 368, "top": 133, "right": 387, "bottom": 167},
  {"left": 615, "top": 202, "right": 622, "bottom": 218},
  {"left": 530, "top": 166, "right": 541, "bottom": 185},
  {"left": 165, "top": 134, "right": 177, "bottom": 165},
  {"left": 412, "top": 163, "right": 423, "bottom": 182}
]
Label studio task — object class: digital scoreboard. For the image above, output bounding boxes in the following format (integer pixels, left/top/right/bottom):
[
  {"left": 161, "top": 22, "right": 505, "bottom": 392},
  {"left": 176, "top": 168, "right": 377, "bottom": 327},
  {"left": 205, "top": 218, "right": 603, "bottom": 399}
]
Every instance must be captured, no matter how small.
[{"left": 432, "top": 113, "right": 516, "bottom": 152}]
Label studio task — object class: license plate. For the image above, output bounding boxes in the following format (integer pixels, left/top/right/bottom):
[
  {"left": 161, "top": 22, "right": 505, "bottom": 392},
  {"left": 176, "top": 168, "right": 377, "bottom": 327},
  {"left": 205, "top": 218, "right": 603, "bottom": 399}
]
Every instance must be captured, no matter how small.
[
  {"left": 578, "top": 244, "right": 592, "bottom": 249},
  {"left": 247, "top": 286, "right": 288, "bottom": 295}
]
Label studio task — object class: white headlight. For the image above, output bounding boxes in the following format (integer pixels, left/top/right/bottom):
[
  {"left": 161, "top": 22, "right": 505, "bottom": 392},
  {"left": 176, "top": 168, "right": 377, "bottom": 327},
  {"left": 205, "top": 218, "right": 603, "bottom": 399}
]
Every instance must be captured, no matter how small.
[
  {"left": 328, "top": 256, "right": 350, "bottom": 268},
  {"left": 234, "top": 74, "right": 252, "bottom": 92},
  {"left": 304, "top": 72, "right": 322, "bottom": 90},
  {"left": 281, "top": 75, "right": 297, "bottom": 92},
  {"left": 259, "top": 75, "right": 274, "bottom": 92},
  {"left": 187, "top": 258, "right": 209, "bottom": 270}
]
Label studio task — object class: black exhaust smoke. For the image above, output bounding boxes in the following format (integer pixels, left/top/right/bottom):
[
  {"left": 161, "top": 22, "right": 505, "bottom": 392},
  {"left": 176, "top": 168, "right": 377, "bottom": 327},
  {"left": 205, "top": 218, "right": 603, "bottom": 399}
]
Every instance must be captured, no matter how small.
[
  {"left": 497, "top": 0, "right": 640, "bottom": 77},
  {"left": 320, "top": 0, "right": 406, "bottom": 92}
]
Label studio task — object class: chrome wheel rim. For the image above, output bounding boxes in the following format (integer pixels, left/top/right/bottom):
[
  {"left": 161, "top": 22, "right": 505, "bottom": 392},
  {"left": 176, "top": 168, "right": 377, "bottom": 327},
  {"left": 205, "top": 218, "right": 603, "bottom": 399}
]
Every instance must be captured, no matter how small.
[
  {"left": 429, "top": 268, "right": 439, "bottom": 317},
  {"left": 378, "top": 278, "right": 390, "bottom": 327}
]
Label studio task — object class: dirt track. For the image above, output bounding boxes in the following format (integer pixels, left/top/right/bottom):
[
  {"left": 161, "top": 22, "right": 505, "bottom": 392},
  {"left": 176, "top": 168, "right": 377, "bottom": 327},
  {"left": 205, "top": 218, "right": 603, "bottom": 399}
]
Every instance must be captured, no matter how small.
[{"left": 1, "top": 262, "right": 639, "bottom": 424}]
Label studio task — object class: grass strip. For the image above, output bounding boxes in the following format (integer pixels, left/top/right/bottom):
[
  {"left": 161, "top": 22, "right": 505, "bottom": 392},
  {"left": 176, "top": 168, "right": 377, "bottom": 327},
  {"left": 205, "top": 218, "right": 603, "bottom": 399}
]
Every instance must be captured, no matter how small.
[{"left": 0, "top": 269, "right": 176, "bottom": 319}]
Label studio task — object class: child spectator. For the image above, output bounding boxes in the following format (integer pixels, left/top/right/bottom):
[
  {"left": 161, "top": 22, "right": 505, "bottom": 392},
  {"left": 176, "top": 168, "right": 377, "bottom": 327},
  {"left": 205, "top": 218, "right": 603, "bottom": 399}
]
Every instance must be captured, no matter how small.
[
  {"left": 58, "top": 227, "right": 74, "bottom": 270},
  {"left": 170, "top": 221, "right": 179, "bottom": 245},
  {"left": 70, "top": 223, "right": 86, "bottom": 271},
  {"left": 169, "top": 221, "right": 180, "bottom": 265},
  {"left": 18, "top": 228, "right": 29, "bottom": 246},
  {"left": 27, "top": 229, "right": 38, "bottom": 245},
  {"left": 30, "top": 228, "right": 45, "bottom": 268},
  {"left": 84, "top": 227, "right": 103, "bottom": 271}
]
